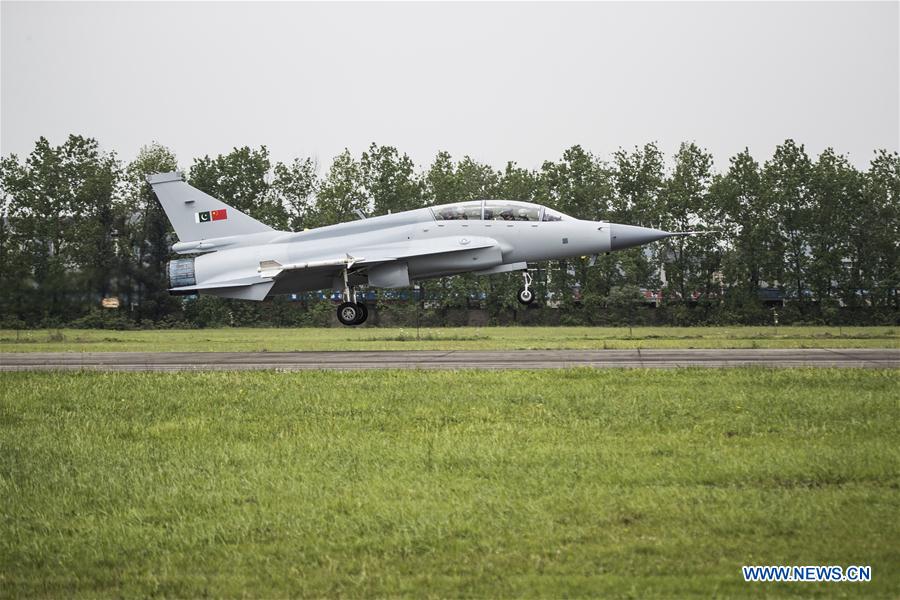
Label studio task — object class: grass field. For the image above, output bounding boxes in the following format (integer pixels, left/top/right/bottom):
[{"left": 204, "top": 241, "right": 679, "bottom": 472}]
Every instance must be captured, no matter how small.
[
  {"left": 1, "top": 368, "right": 898, "bottom": 597},
  {"left": 1, "top": 325, "right": 897, "bottom": 352}
]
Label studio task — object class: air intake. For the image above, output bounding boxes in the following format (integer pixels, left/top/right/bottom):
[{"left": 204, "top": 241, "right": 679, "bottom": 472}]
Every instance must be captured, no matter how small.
[{"left": 167, "top": 258, "right": 196, "bottom": 289}]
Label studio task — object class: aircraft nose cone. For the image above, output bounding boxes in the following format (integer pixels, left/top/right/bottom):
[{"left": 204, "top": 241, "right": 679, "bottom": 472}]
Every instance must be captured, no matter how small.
[{"left": 609, "top": 224, "right": 672, "bottom": 251}]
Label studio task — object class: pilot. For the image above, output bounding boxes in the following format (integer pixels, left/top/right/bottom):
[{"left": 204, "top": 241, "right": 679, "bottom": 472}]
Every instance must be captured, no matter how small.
[
  {"left": 499, "top": 208, "right": 515, "bottom": 220},
  {"left": 516, "top": 208, "right": 530, "bottom": 221}
]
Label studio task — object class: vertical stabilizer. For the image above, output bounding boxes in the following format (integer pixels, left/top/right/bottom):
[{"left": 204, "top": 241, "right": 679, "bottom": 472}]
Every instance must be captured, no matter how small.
[{"left": 147, "top": 171, "right": 274, "bottom": 242}]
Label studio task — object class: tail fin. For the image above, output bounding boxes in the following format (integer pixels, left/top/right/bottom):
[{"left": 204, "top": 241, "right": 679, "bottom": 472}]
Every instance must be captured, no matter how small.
[{"left": 147, "top": 172, "right": 274, "bottom": 242}]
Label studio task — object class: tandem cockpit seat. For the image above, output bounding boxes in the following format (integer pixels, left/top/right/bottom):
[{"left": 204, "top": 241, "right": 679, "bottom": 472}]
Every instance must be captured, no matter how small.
[{"left": 430, "top": 200, "right": 567, "bottom": 222}]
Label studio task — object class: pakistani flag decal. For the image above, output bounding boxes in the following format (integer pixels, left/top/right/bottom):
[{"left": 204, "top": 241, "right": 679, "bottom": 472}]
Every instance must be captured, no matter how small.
[{"left": 195, "top": 209, "right": 228, "bottom": 223}]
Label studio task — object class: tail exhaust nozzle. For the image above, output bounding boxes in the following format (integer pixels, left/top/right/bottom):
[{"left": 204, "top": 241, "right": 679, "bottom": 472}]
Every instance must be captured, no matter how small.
[{"left": 167, "top": 258, "right": 196, "bottom": 292}]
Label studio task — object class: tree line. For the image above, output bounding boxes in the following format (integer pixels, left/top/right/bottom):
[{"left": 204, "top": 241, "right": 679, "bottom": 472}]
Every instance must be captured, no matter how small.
[{"left": 0, "top": 135, "right": 897, "bottom": 328}]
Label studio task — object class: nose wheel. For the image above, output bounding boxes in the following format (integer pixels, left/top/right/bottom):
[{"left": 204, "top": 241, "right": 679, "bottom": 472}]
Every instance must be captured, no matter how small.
[{"left": 517, "top": 271, "right": 535, "bottom": 305}]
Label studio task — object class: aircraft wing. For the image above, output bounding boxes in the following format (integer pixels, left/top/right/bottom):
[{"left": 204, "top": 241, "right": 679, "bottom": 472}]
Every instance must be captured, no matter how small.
[
  {"left": 356, "top": 235, "right": 499, "bottom": 262},
  {"left": 258, "top": 236, "right": 499, "bottom": 278}
]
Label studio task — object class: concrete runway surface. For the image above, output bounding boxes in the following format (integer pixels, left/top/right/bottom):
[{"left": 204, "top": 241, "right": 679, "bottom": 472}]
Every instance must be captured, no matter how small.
[{"left": 1, "top": 349, "right": 897, "bottom": 371}]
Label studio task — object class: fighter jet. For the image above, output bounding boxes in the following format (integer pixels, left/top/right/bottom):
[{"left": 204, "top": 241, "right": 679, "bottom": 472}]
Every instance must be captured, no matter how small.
[{"left": 149, "top": 171, "right": 697, "bottom": 325}]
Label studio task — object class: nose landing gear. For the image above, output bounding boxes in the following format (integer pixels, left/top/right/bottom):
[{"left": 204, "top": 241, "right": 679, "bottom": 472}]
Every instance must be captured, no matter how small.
[
  {"left": 336, "top": 266, "right": 369, "bottom": 326},
  {"left": 517, "top": 271, "right": 535, "bottom": 305}
]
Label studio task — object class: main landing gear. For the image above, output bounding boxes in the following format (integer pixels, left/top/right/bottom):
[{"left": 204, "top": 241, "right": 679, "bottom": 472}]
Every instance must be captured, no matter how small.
[
  {"left": 336, "top": 266, "right": 369, "bottom": 326},
  {"left": 337, "top": 301, "right": 368, "bottom": 326},
  {"left": 517, "top": 270, "right": 535, "bottom": 305}
]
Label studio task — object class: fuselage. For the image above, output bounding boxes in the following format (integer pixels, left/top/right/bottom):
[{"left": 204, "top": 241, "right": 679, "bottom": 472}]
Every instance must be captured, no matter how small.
[
  {"left": 183, "top": 201, "right": 618, "bottom": 294},
  {"left": 166, "top": 198, "right": 681, "bottom": 303}
]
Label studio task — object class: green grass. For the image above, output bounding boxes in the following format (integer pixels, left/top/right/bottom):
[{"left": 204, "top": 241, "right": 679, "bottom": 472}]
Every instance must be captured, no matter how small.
[
  {"left": 1, "top": 325, "right": 897, "bottom": 352},
  {"left": 1, "top": 369, "right": 898, "bottom": 597}
]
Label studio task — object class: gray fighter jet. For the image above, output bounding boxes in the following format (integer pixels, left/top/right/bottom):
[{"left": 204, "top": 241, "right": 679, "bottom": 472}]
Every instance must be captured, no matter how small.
[{"left": 149, "top": 171, "right": 697, "bottom": 325}]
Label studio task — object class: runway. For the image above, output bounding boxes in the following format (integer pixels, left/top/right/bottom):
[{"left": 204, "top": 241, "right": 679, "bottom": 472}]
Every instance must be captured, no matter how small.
[{"left": 1, "top": 348, "right": 897, "bottom": 371}]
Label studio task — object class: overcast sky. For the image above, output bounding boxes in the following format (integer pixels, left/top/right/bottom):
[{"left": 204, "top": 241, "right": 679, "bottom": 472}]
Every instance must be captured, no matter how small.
[{"left": 2, "top": 1, "right": 898, "bottom": 173}]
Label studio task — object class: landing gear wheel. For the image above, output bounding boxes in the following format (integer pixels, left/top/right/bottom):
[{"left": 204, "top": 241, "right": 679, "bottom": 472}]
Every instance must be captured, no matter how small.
[
  {"left": 353, "top": 302, "right": 369, "bottom": 325},
  {"left": 517, "top": 288, "right": 535, "bottom": 305},
  {"left": 337, "top": 302, "right": 361, "bottom": 326}
]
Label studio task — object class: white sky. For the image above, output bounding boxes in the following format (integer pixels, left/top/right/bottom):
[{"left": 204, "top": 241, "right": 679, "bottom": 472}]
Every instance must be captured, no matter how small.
[{"left": 2, "top": 1, "right": 898, "bottom": 172}]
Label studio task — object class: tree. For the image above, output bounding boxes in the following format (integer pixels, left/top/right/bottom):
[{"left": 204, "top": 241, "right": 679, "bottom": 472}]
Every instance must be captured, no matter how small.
[
  {"left": 3, "top": 137, "right": 73, "bottom": 320},
  {"left": 713, "top": 149, "right": 772, "bottom": 320},
  {"left": 123, "top": 143, "right": 179, "bottom": 321},
  {"left": 271, "top": 157, "right": 318, "bottom": 231},
  {"left": 611, "top": 143, "right": 666, "bottom": 226},
  {"left": 455, "top": 156, "right": 501, "bottom": 201},
  {"left": 0, "top": 156, "right": 30, "bottom": 323},
  {"left": 498, "top": 162, "right": 538, "bottom": 203},
  {"left": 807, "top": 149, "right": 860, "bottom": 307},
  {"left": 66, "top": 137, "right": 122, "bottom": 301},
  {"left": 606, "top": 143, "right": 666, "bottom": 297},
  {"left": 424, "top": 151, "right": 461, "bottom": 204},
  {"left": 539, "top": 145, "right": 611, "bottom": 220},
  {"left": 312, "top": 149, "right": 367, "bottom": 227},
  {"left": 189, "top": 146, "right": 288, "bottom": 229},
  {"left": 0, "top": 136, "right": 122, "bottom": 321},
  {"left": 856, "top": 150, "right": 900, "bottom": 310},
  {"left": 2, "top": 134, "right": 898, "bottom": 327},
  {"left": 606, "top": 284, "right": 645, "bottom": 330},
  {"left": 360, "top": 143, "right": 424, "bottom": 215},
  {"left": 762, "top": 140, "right": 814, "bottom": 308},
  {"left": 659, "top": 142, "right": 719, "bottom": 309}
]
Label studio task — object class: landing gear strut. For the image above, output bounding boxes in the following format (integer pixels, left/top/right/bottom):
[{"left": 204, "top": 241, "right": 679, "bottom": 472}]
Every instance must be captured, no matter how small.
[
  {"left": 336, "top": 266, "right": 369, "bottom": 326},
  {"left": 517, "top": 271, "right": 535, "bottom": 305}
]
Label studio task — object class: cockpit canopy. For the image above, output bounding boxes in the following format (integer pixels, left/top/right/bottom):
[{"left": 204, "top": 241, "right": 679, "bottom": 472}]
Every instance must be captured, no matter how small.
[{"left": 431, "top": 200, "right": 568, "bottom": 222}]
